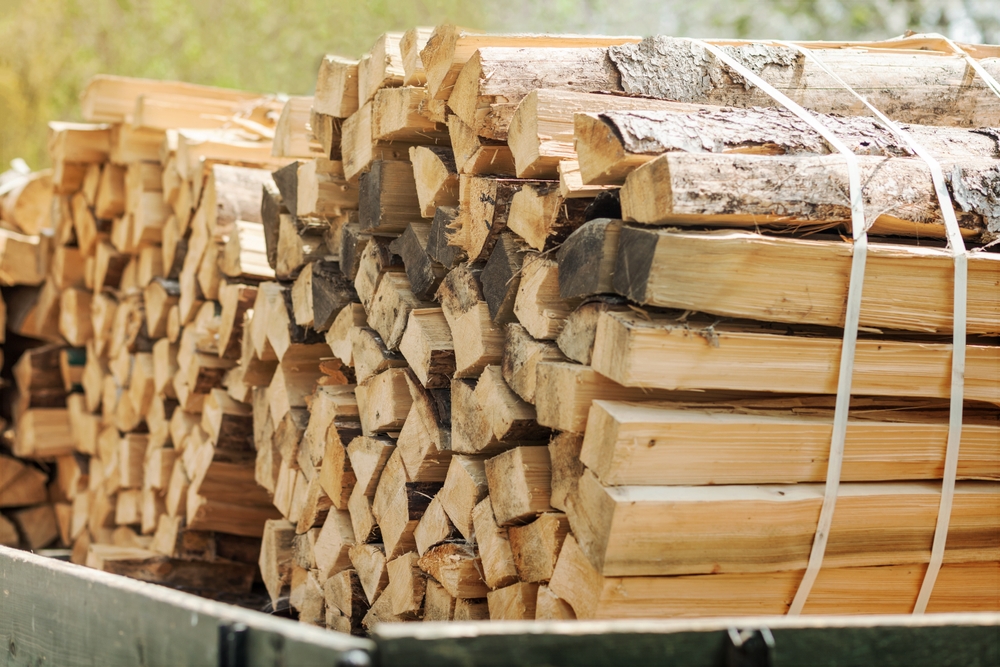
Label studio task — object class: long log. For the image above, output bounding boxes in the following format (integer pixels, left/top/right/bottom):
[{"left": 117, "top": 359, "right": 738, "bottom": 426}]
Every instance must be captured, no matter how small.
[
  {"left": 580, "top": 400, "right": 1000, "bottom": 487},
  {"left": 591, "top": 311, "right": 1000, "bottom": 404},
  {"left": 606, "top": 37, "right": 1000, "bottom": 127},
  {"left": 620, "top": 152, "right": 1000, "bottom": 238},
  {"left": 604, "top": 226, "right": 1000, "bottom": 334},
  {"left": 574, "top": 105, "right": 1000, "bottom": 186}
]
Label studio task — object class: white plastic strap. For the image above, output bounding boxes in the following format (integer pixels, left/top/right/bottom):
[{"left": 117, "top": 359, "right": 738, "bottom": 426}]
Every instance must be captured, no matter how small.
[
  {"left": 686, "top": 38, "right": 869, "bottom": 617},
  {"left": 776, "top": 40, "right": 971, "bottom": 614},
  {"left": 913, "top": 33, "right": 1000, "bottom": 98}
]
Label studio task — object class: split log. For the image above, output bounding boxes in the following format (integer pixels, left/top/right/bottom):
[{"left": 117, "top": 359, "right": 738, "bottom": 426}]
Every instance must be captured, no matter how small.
[
  {"left": 413, "top": 496, "right": 458, "bottom": 556},
  {"left": 591, "top": 311, "right": 1000, "bottom": 403},
  {"left": 571, "top": 470, "right": 1000, "bottom": 577},
  {"left": 508, "top": 512, "right": 569, "bottom": 583},
  {"left": 484, "top": 446, "right": 551, "bottom": 526},
  {"left": 409, "top": 146, "right": 459, "bottom": 217},
  {"left": 611, "top": 227, "right": 1000, "bottom": 335},
  {"left": 417, "top": 542, "right": 488, "bottom": 598},
  {"left": 481, "top": 233, "right": 528, "bottom": 324},
  {"left": 389, "top": 223, "right": 446, "bottom": 301},
  {"left": 438, "top": 455, "right": 489, "bottom": 540},
  {"left": 514, "top": 254, "right": 580, "bottom": 340},
  {"left": 471, "top": 497, "right": 519, "bottom": 589},
  {"left": 372, "top": 86, "right": 448, "bottom": 145},
  {"left": 487, "top": 582, "right": 538, "bottom": 620},
  {"left": 398, "top": 308, "right": 455, "bottom": 389},
  {"left": 580, "top": 400, "right": 1000, "bottom": 486},
  {"left": 314, "top": 56, "right": 360, "bottom": 119},
  {"left": 501, "top": 324, "right": 565, "bottom": 405},
  {"left": 508, "top": 89, "right": 696, "bottom": 178}
]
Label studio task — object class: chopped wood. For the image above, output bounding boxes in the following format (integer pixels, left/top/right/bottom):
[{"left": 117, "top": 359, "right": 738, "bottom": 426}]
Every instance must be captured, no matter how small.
[
  {"left": 501, "top": 324, "right": 565, "bottom": 404},
  {"left": 484, "top": 446, "right": 552, "bottom": 526},
  {"left": 508, "top": 512, "right": 569, "bottom": 583},
  {"left": 409, "top": 146, "right": 458, "bottom": 217},
  {"left": 417, "top": 542, "right": 488, "bottom": 599},
  {"left": 471, "top": 497, "right": 519, "bottom": 589},
  {"left": 487, "top": 581, "right": 539, "bottom": 620}
]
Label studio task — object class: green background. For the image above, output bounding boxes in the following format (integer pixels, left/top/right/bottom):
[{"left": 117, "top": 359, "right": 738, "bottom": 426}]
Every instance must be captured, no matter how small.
[{"left": 0, "top": 0, "right": 996, "bottom": 170}]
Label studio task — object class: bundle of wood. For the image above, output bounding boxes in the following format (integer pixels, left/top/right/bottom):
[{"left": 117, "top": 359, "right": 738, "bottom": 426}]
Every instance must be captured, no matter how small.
[{"left": 7, "top": 27, "right": 998, "bottom": 628}]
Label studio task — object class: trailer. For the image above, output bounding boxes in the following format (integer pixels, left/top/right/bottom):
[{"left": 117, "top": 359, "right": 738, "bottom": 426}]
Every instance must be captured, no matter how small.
[{"left": 1, "top": 546, "right": 996, "bottom": 667}]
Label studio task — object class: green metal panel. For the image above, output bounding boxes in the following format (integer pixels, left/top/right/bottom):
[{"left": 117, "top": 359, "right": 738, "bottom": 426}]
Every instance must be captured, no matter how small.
[
  {"left": 2, "top": 545, "right": 998, "bottom": 666},
  {"left": 0, "top": 546, "right": 372, "bottom": 667},
  {"left": 372, "top": 614, "right": 1000, "bottom": 667}
]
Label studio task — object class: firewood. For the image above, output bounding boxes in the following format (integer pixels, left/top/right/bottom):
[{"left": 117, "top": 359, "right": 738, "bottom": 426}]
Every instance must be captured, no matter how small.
[
  {"left": 341, "top": 101, "right": 412, "bottom": 183},
  {"left": 471, "top": 497, "right": 519, "bottom": 589},
  {"left": 514, "top": 254, "right": 580, "bottom": 341},
  {"left": 456, "top": 175, "right": 540, "bottom": 261},
  {"left": 144, "top": 446, "right": 177, "bottom": 492},
  {"left": 350, "top": 542, "right": 390, "bottom": 603},
  {"left": 417, "top": 542, "right": 488, "bottom": 598},
  {"left": 485, "top": 446, "right": 551, "bottom": 526},
  {"left": 501, "top": 324, "right": 564, "bottom": 404},
  {"left": 72, "top": 193, "right": 101, "bottom": 254},
  {"left": 508, "top": 512, "right": 569, "bottom": 583},
  {"left": 13, "top": 409, "right": 76, "bottom": 460},
  {"left": 273, "top": 96, "right": 322, "bottom": 159},
  {"left": 350, "top": 327, "right": 407, "bottom": 385},
  {"left": 616, "top": 227, "right": 1000, "bottom": 335},
  {"left": 575, "top": 469, "right": 999, "bottom": 577},
  {"left": 582, "top": 400, "right": 1000, "bottom": 487},
  {"left": 337, "top": 219, "right": 369, "bottom": 282},
  {"left": 389, "top": 223, "right": 446, "bottom": 301},
  {"left": 314, "top": 509, "right": 355, "bottom": 579},
  {"left": 446, "top": 115, "right": 516, "bottom": 176},
  {"left": 395, "top": 386, "right": 452, "bottom": 482},
  {"left": 0, "top": 228, "right": 49, "bottom": 286},
  {"left": 450, "top": 47, "right": 621, "bottom": 141},
  {"left": 356, "top": 367, "right": 413, "bottom": 435},
  {"left": 358, "top": 32, "right": 406, "bottom": 105},
  {"left": 290, "top": 260, "right": 356, "bottom": 332},
  {"left": 220, "top": 221, "right": 273, "bottom": 281},
  {"left": 359, "top": 160, "right": 421, "bottom": 234},
  {"left": 324, "top": 569, "right": 369, "bottom": 633},
  {"left": 449, "top": 378, "right": 495, "bottom": 455},
  {"left": 399, "top": 27, "right": 433, "bottom": 86},
  {"left": 535, "top": 585, "right": 576, "bottom": 620},
  {"left": 425, "top": 205, "right": 464, "bottom": 269},
  {"left": 276, "top": 215, "right": 329, "bottom": 280},
  {"left": 353, "top": 236, "right": 402, "bottom": 310},
  {"left": 372, "top": 450, "right": 441, "bottom": 558},
  {"left": 346, "top": 436, "right": 395, "bottom": 499},
  {"left": 10, "top": 504, "right": 59, "bottom": 549},
  {"left": 385, "top": 551, "right": 426, "bottom": 618},
  {"left": 413, "top": 495, "right": 457, "bottom": 556},
  {"left": 610, "top": 37, "right": 1000, "bottom": 127},
  {"left": 418, "top": 27, "right": 637, "bottom": 101},
  {"left": 436, "top": 265, "right": 504, "bottom": 377},
  {"left": 314, "top": 56, "right": 360, "bottom": 118},
  {"left": 259, "top": 518, "right": 296, "bottom": 604},
  {"left": 0, "top": 514, "right": 20, "bottom": 548},
  {"left": 311, "top": 110, "right": 341, "bottom": 161},
  {"left": 594, "top": 311, "right": 999, "bottom": 402},
  {"left": 555, "top": 299, "right": 629, "bottom": 365},
  {"left": 487, "top": 581, "right": 539, "bottom": 620},
  {"left": 296, "top": 158, "right": 358, "bottom": 218},
  {"left": 509, "top": 181, "right": 594, "bottom": 252},
  {"left": 316, "top": 421, "right": 358, "bottom": 511},
  {"left": 437, "top": 456, "right": 488, "bottom": 541},
  {"left": 555, "top": 218, "right": 622, "bottom": 299},
  {"left": 481, "top": 233, "right": 528, "bottom": 324},
  {"left": 0, "top": 456, "right": 49, "bottom": 507},
  {"left": 2, "top": 170, "right": 53, "bottom": 235},
  {"left": 507, "top": 89, "right": 693, "bottom": 178},
  {"left": 398, "top": 308, "right": 454, "bottom": 389},
  {"left": 326, "top": 303, "right": 368, "bottom": 366},
  {"left": 409, "top": 146, "right": 458, "bottom": 217},
  {"left": 453, "top": 597, "right": 490, "bottom": 620},
  {"left": 50, "top": 244, "right": 86, "bottom": 289},
  {"left": 534, "top": 360, "right": 691, "bottom": 433},
  {"left": 621, "top": 152, "right": 998, "bottom": 239},
  {"left": 423, "top": 579, "right": 456, "bottom": 621},
  {"left": 372, "top": 86, "right": 448, "bottom": 145}
]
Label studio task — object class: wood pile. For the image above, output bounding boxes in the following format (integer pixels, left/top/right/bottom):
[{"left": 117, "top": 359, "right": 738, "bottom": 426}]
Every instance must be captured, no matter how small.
[{"left": 2, "top": 28, "right": 998, "bottom": 627}]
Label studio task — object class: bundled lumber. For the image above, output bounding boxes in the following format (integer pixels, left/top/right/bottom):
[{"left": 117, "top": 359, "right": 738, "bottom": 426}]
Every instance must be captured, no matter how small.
[{"left": 7, "top": 27, "right": 998, "bottom": 635}]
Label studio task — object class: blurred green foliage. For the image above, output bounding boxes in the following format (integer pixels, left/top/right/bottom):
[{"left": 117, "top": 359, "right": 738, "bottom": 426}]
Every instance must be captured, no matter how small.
[{"left": 0, "top": 0, "right": 995, "bottom": 170}]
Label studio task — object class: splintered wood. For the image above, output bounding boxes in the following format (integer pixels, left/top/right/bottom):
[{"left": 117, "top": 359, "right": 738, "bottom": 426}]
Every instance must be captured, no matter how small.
[{"left": 3, "top": 25, "right": 997, "bottom": 634}]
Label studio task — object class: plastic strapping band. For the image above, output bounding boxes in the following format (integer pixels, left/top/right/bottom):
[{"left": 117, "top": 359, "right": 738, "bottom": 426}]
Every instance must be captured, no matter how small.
[
  {"left": 686, "top": 38, "right": 868, "bottom": 617},
  {"left": 916, "top": 32, "right": 1000, "bottom": 98},
  {"left": 777, "top": 40, "right": 971, "bottom": 614}
]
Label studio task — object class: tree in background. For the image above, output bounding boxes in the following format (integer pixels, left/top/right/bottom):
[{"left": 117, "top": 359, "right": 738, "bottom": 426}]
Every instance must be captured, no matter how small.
[{"left": 0, "top": 0, "right": 995, "bottom": 170}]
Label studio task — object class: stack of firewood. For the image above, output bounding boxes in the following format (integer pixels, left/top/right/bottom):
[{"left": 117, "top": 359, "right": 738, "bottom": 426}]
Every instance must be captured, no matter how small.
[{"left": 4, "top": 27, "right": 998, "bottom": 625}]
